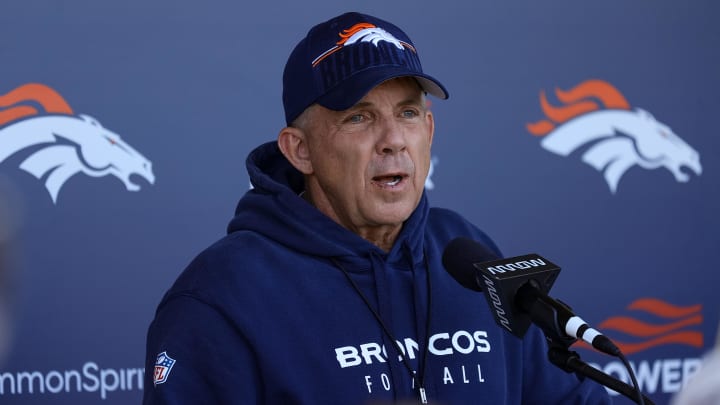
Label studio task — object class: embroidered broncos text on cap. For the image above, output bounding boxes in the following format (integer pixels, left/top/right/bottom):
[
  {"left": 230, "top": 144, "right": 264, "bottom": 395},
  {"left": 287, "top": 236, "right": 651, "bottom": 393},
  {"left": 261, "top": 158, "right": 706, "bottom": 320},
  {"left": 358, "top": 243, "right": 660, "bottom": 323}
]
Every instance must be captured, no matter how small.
[{"left": 282, "top": 12, "right": 448, "bottom": 125}]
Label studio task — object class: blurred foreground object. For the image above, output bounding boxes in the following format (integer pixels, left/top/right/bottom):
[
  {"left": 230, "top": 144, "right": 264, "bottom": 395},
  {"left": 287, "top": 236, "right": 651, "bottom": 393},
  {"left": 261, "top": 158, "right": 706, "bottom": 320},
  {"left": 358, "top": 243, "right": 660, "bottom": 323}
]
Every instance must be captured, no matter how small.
[
  {"left": 671, "top": 323, "right": 720, "bottom": 405},
  {"left": 0, "top": 175, "right": 23, "bottom": 366}
]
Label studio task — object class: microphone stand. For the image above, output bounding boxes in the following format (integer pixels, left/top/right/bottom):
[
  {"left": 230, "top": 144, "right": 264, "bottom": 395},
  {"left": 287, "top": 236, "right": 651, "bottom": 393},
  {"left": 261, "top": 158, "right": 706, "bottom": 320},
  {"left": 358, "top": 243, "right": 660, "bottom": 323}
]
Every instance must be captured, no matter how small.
[
  {"left": 546, "top": 341, "right": 655, "bottom": 405},
  {"left": 518, "top": 283, "right": 655, "bottom": 404}
]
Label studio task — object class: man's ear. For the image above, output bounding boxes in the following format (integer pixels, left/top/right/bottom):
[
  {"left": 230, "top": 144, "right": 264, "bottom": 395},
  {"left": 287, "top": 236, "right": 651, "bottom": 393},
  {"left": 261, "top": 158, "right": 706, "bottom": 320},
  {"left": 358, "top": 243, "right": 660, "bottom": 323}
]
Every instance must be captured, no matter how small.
[
  {"left": 278, "top": 126, "right": 313, "bottom": 174},
  {"left": 426, "top": 109, "right": 435, "bottom": 145}
]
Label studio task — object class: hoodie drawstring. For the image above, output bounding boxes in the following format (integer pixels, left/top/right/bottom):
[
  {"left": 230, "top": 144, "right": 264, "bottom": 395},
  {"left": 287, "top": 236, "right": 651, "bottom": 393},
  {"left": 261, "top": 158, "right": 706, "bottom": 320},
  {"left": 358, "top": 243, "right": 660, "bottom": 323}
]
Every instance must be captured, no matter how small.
[
  {"left": 330, "top": 248, "right": 432, "bottom": 404},
  {"left": 406, "top": 244, "right": 432, "bottom": 404}
]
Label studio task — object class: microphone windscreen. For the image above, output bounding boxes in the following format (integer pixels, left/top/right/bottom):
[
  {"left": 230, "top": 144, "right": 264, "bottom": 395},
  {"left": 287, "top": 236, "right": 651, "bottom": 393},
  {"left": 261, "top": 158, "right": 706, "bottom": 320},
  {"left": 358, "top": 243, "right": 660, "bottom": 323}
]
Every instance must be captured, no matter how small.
[{"left": 442, "top": 237, "right": 499, "bottom": 292}]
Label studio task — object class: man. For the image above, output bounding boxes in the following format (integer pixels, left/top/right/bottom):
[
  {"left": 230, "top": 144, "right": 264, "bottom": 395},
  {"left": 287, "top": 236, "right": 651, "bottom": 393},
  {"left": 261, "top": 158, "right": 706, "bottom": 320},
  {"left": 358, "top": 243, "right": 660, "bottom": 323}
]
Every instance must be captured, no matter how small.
[{"left": 144, "top": 12, "right": 611, "bottom": 404}]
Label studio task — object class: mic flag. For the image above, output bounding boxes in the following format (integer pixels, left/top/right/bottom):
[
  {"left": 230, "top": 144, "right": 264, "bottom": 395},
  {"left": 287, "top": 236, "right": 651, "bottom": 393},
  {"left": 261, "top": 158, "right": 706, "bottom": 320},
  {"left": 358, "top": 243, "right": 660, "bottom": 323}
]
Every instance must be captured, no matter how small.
[
  {"left": 475, "top": 254, "right": 561, "bottom": 339},
  {"left": 442, "top": 237, "right": 560, "bottom": 339},
  {"left": 442, "top": 237, "right": 621, "bottom": 356}
]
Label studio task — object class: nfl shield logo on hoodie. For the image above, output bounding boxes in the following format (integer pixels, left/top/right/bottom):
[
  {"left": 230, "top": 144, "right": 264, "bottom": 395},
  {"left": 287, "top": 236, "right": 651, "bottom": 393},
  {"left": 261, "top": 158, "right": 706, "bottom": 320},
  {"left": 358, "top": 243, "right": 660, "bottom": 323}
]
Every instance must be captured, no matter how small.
[{"left": 154, "top": 351, "right": 176, "bottom": 385}]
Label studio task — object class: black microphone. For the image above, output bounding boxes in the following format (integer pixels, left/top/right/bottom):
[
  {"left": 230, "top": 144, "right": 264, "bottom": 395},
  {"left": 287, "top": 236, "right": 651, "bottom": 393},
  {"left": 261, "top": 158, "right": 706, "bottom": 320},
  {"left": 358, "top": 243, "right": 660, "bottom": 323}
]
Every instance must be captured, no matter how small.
[{"left": 442, "top": 237, "right": 620, "bottom": 357}]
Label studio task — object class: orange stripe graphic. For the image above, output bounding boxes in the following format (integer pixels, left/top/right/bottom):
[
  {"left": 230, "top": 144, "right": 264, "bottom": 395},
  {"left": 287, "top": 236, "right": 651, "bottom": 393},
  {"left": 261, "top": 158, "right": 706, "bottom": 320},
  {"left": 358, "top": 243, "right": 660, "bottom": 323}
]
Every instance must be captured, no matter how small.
[
  {"left": 599, "top": 314, "right": 703, "bottom": 338},
  {"left": 575, "top": 331, "right": 704, "bottom": 355},
  {"left": 628, "top": 298, "right": 702, "bottom": 319},
  {"left": 575, "top": 298, "right": 704, "bottom": 354}
]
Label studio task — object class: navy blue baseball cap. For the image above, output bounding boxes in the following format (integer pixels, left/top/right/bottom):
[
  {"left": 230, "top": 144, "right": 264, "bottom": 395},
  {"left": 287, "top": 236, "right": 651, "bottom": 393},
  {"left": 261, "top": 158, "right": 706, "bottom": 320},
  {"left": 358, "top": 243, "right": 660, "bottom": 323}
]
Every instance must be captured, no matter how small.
[{"left": 282, "top": 12, "right": 449, "bottom": 125}]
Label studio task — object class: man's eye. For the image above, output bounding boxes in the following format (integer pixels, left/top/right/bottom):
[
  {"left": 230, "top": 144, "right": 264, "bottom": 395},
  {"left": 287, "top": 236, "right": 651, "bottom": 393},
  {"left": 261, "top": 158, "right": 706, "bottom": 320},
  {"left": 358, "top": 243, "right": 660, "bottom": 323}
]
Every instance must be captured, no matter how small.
[
  {"left": 348, "top": 114, "right": 364, "bottom": 123},
  {"left": 402, "top": 109, "right": 419, "bottom": 118}
]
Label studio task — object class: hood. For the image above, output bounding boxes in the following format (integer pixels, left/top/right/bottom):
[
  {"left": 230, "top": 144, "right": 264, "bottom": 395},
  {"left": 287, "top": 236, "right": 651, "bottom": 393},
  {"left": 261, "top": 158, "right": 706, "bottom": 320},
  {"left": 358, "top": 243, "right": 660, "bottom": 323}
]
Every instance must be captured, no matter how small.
[{"left": 227, "top": 141, "right": 428, "bottom": 265}]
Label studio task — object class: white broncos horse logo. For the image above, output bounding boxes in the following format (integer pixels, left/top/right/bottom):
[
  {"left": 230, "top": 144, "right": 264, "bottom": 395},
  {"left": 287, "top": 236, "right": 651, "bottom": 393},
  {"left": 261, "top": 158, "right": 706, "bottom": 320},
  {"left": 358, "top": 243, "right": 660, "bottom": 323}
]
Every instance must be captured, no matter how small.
[
  {"left": 424, "top": 155, "right": 438, "bottom": 190},
  {"left": 0, "top": 83, "right": 154, "bottom": 203},
  {"left": 540, "top": 109, "right": 701, "bottom": 193},
  {"left": 312, "top": 22, "right": 415, "bottom": 67},
  {"left": 527, "top": 80, "right": 702, "bottom": 193},
  {"left": 342, "top": 26, "right": 407, "bottom": 49}
]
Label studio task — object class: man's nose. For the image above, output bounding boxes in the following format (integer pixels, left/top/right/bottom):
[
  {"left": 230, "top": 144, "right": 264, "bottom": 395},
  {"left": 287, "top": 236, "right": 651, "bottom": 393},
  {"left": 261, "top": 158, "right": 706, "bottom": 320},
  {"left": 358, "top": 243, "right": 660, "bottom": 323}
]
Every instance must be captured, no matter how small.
[{"left": 377, "top": 117, "right": 406, "bottom": 154}]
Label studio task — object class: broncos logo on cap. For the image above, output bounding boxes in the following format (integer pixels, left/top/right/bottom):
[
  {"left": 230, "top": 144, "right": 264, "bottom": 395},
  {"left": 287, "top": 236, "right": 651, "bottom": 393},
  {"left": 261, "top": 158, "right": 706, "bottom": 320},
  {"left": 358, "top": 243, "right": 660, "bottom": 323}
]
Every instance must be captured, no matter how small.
[
  {"left": 312, "top": 22, "right": 416, "bottom": 67},
  {"left": 527, "top": 79, "right": 702, "bottom": 193},
  {"left": 0, "top": 83, "right": 155, "bottom": 203}
]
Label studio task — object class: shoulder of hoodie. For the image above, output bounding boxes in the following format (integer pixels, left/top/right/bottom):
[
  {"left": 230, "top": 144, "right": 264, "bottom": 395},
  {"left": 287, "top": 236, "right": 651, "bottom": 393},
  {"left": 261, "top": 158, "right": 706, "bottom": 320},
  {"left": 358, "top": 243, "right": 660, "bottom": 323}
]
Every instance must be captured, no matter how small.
[
  {"left": 156, "top": 209, "right": 501, "bottom": 310},
  {"left": 157, "top": 231, "right": 292, "bottom": 310}
]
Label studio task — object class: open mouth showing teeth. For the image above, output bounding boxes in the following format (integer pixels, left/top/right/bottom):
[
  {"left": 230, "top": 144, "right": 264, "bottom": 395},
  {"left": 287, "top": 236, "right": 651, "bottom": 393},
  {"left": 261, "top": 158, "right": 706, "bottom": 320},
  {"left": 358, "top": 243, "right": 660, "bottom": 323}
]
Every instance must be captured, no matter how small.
[{"left": 373, "top": 175, "right": 404, "bottom": 187}]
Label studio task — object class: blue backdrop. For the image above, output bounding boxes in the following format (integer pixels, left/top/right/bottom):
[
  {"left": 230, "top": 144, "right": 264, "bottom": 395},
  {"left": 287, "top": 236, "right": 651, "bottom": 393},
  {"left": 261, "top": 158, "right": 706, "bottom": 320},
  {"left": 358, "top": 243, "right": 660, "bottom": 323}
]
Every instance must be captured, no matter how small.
[{"left": 1, "top": 1, "right": 717, "bottom": 404}]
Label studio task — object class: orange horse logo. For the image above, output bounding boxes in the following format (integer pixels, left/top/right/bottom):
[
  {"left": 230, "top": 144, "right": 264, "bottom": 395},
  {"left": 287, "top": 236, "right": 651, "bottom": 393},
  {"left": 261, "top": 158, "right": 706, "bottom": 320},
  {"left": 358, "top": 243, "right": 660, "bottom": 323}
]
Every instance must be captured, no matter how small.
[
  {"left": 0, "top": 83, "right": 155, "bottom": 203},
  {"left": 527, "top": 80, "right": 702, "bottom": 193}
]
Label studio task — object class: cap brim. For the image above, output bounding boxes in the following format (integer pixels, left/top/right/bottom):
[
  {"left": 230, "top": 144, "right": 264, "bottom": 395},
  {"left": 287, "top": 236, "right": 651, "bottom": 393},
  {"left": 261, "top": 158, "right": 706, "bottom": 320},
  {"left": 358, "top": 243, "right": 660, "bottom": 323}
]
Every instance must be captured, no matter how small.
[{"left": 316, "top": 67, "right": 448, "bottom": 112}]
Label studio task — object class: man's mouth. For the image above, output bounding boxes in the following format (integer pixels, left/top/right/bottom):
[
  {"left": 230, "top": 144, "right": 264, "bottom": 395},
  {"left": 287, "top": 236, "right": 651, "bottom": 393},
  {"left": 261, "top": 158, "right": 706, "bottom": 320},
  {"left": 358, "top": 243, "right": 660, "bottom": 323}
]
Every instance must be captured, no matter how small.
[{"left": 372, "top": 174, "right": 406, "bottom": 187}]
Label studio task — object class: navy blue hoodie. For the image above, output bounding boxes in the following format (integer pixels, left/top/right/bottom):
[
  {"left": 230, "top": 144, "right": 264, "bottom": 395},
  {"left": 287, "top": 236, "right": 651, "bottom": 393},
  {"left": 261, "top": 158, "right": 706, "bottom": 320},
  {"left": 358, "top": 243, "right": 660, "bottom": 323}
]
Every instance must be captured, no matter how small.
[{"left": 144, "top": 141, "right": 611, "bottom": 404}]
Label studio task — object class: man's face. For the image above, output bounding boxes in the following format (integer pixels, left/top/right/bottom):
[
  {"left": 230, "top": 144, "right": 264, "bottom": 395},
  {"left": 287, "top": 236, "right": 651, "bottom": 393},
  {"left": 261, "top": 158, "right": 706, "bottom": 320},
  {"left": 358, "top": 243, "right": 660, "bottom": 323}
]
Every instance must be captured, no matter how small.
[{"left": 302, "top": 77, "right": 435, "bottom": 237}]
